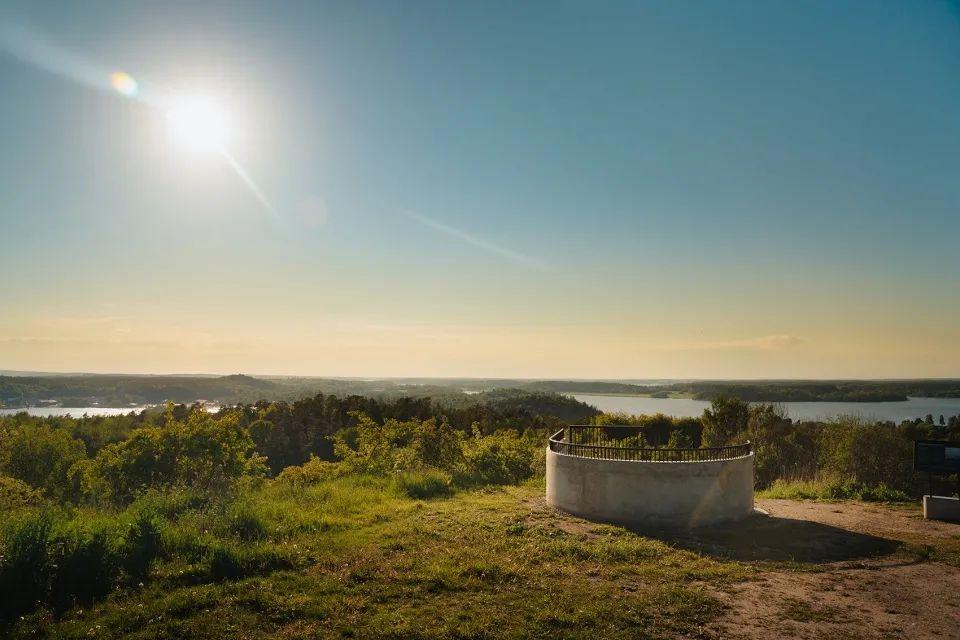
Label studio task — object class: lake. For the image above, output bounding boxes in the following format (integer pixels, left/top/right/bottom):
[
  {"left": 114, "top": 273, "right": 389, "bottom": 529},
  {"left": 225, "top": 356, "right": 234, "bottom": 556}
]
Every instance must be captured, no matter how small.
[
  {"left": 570, "top": 394, "right": 960, "bottom": 423},
  {"left": 0, "top": 406, "right": 221, "bottom": 418}
]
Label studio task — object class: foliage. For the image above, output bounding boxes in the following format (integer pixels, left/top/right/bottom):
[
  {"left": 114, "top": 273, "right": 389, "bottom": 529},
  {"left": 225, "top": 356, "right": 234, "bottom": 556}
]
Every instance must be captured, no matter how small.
[
  {"left": 273, "top": 456, "right": 343, "bottom": 488},
  {"left": 701, "top": 396, "right": 750, "bottom": 447},
  {"left": 591, "top": 412, "right": 702, "bottom": 447},
  {"left": 334, "top": 415, "right": 541, "bottom": 490},
  {"left": 453, "top": 428, "right": 538, "bottom": 487},
  {"left": 758, "top": 478, "right": 911, "bottom": 503},
  {"left": 335, "top": 413, "right": 464, "bottom": 475},
  {"left": 0, "top": 422, "right": 86, "bottom": 499},
  {"left": 0, "top": 508, "right": 163, "bottom": 622},
  {"left": 80, "top": 410, "right": 267, "bottom": 504},
  {"left": 817, "top": 417, "right": 915, "bottom": 491},
  {"left": 0, "top": 474, "right": 44, "bottom": 509},
  {"left": 742, "top": 404, "right": 819, "bottom": 489}
]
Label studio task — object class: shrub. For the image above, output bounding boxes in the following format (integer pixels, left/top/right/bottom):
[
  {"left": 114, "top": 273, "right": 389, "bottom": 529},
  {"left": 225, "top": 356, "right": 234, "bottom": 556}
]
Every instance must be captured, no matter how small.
[
  {"left": 0, "top": 423, "right": 87, "bottom": 499},
  {"left": 48, "top": 521, "right": 120, "bottom": 611},
  {"left": 0, "top": 508, "right": 163, "bottom": 621},
  {"left": 701, "top": 396, "right": 750, "bottom": 447},
  {"left": 0, "top": 474, "right": 44, "bottom": 509},
  {"left": 818, "top": 418, "right": 915, "bottom": 493},
  {"left": 334, "top": 414, "right": 463, "bottom": 475},
  {"left": 82, "top": 411, "right": 268, "bottom": 503},
  {"left": 0, "top": 511, "right": 54, "bottom": 621},
  {"left": 394, "top": 469, "right": 453, "bottom": 499},
  {"left": 824, "top": 479, "right": 910, "bottom": 503},
  {"left": 453, "top": 430, "right": 536, "bottom": 487},
  {"left": 274, "top": 456, "right": 343, "bottom": 488},
  {"left": 758, "top": 478, "right": 911, "bottom": 503},
  {"left": 121, "top": 510, "right": 163, "bottom": 582}
]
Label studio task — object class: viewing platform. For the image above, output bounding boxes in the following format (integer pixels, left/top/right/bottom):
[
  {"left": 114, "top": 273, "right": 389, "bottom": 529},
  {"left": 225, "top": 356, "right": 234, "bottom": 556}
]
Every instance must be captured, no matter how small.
[{"left": 546, "top": 426, "right": 754, "bottom": 528}]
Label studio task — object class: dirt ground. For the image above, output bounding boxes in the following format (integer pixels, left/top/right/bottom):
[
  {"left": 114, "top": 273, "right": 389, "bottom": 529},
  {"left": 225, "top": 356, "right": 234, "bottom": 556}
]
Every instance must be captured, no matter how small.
[{"left": 703, "top": 499, "right": 960, "bottom": 640}]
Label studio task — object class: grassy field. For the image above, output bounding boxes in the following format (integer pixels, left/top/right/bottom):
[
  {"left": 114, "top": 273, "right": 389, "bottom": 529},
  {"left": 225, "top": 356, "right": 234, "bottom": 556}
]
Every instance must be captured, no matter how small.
[{"left": 6, "top": 475, "right": 958, "bottom": 640}]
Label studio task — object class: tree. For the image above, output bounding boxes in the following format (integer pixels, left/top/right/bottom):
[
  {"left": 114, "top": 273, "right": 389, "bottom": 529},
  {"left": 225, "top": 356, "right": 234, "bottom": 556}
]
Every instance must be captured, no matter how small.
[
  {"left": 700, "top": 396, "right": 750, "bottom": 447},
  {"left": 0, "top": 422, "right": 86, "bottom": 498},
  {"left": 82, "top": 410, "right": 266, "bottom": 503}
]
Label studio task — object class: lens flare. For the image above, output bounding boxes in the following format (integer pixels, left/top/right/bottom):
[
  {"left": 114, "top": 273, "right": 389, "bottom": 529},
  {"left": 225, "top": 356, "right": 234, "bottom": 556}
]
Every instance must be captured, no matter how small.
[{"left": 109, "top": 70, "right": 139, "bottom": 98}]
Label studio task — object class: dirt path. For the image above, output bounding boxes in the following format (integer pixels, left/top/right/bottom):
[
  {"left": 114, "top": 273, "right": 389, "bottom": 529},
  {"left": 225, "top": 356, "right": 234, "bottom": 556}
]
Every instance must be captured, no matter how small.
[{"left": 708, "top": 499, "right": 960, "bottom": 640}]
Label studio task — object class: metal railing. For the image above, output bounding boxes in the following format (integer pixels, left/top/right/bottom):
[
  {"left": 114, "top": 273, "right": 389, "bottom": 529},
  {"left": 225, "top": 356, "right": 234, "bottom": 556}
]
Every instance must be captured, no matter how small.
[{"left": 549, "top": 425, "right": 752, "bottom": 462}]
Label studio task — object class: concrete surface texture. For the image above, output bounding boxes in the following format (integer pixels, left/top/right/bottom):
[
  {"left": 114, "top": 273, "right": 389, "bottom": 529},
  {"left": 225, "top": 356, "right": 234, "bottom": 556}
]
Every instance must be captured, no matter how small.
[
  {"left": 923, "top": 495, "right": 960, "bottom": 523},
  {"left": 545, "top": 447, "right": 754, "bottom": 528}
]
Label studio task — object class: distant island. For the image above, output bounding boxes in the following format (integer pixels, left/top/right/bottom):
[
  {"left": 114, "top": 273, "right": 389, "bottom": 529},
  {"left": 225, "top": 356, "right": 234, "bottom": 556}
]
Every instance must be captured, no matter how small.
[{"left": 3, "top": 373, "right": 960, "bottom": 409}]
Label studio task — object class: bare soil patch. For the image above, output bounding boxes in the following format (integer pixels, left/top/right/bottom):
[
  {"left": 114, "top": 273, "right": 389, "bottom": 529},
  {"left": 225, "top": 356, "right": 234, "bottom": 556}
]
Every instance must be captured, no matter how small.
[{"left": 708, "top": 499, "right": 960, "bottom": 640}]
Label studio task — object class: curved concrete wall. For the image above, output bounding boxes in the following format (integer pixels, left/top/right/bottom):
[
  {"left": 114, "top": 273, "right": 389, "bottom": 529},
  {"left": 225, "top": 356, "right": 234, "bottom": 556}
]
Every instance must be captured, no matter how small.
[{"left": 546, "top": 448, "right": 754, "bottom": 528}]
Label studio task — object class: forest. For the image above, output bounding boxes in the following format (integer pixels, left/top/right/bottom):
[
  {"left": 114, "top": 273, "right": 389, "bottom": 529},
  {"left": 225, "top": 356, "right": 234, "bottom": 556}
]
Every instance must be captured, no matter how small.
[{"left": 6, "top": 374, "right": 960, "bottom": 409}]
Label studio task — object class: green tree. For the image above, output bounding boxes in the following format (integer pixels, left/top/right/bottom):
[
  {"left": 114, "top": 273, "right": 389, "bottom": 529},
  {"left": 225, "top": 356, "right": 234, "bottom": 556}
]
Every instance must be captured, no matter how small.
[
  {"left": 0, "top": 422, "right": 86, "bottom": 498},
  {"left": 700, "top": 396, "right": 750, "bottom": 447},
  {"left": 82, "top": 410, "right": 266, "bottom": 503}
]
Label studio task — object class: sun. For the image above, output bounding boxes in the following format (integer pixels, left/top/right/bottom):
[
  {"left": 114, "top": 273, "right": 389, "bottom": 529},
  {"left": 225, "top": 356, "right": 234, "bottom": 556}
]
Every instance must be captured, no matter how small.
[{"left": 166, "top": 97, "right": 231, "bottom": 153}]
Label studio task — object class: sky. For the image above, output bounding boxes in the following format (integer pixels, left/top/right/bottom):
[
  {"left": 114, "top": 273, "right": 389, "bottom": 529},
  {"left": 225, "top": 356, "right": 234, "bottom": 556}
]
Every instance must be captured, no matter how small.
[{"left": 0, "top": 0, "right": 958, "bottom": 379}]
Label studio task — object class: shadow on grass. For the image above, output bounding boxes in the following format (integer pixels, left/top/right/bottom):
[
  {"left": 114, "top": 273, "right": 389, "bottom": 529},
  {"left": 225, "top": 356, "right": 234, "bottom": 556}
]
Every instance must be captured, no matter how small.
[{"left": 629, "top": 512, "right": 901, "bottom": 563}]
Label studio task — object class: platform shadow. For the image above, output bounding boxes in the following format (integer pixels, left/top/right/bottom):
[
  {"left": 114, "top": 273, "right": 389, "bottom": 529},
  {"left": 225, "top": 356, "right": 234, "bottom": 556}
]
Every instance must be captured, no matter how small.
[{"left": 628, "top": 512, "right": 901, "bottom": 563}]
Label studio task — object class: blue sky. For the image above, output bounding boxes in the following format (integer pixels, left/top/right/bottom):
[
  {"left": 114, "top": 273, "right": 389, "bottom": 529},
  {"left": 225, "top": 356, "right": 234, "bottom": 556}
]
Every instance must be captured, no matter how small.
[{"left": 0, "top": 1, "right": 958, "bottom": 378}]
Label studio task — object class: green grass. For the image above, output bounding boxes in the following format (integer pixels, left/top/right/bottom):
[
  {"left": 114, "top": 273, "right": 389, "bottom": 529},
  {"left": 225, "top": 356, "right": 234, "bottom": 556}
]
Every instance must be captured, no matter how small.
[
  {"left": 3, "top": 477, "right": 755, "bottom": 639},
  {"left": 757, "top": 478, "right": 911, "bottom": 503}
]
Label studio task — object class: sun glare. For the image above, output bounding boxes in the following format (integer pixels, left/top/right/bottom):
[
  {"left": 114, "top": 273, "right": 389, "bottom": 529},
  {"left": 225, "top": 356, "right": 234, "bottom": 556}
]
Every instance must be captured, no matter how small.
[{"left": 165, "top": 97, "right": 231, "bottom": 153}]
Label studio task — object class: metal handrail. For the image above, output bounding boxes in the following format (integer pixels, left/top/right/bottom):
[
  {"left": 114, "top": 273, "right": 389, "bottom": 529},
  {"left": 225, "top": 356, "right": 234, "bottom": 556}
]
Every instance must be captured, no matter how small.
[{"left": 548, "top": 425, "right": 752, "bottom": 462}]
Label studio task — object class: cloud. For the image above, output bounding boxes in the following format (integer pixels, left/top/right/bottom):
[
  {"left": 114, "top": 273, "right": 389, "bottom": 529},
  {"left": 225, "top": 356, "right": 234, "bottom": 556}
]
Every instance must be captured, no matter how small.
[
  {"left": 404, "top": 210, "right": 549, "bottom": 272},
  {"left": 664, "top": 334, "right": 806, "bottom": 352}
]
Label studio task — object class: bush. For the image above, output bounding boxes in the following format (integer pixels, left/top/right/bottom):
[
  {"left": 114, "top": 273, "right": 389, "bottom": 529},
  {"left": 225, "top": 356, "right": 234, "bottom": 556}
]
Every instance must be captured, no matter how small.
[
  {"left": 0, "top": 508, "right": 163, "bottom": 621},
  {"left": 758, "top": 478, "right": 911, "bottom": 503},
  {"left": 0, "top": 423, "right": 87, "bottom": 499},
  {"left": 48, "top": 521, "right": 120, "bottom": 611},
  {"left": 701, "top": 396, "right": 750, "bottom": 447},
  {"left": 454, "top": 430, "right": 536, "bottom": 487},
  {"left": 274, "top": 456, "right": 343, "bottom": 488},
  {"left": 82, "top": 411, "right": 267, "bottom": 504},
  {"left": 0, "top": 474, "right": 44, "bottom": 510},
  {"left": 335, "top": 414, "right": 463, "bottom": 475},
  {"left": 122, "top": 510, "right": 163, "bottom": 582},
  {"left": 394, "top": 469, "right": 453, "bottom": 499},
  {"left": 824, "top": 479, "right": 910, "bottom": 503},
  {"left": 818, "top": 418, "right": 915, "bottom": 493},
  {"left": 0, "top": 511, "right": 54, "bottom": 621}
]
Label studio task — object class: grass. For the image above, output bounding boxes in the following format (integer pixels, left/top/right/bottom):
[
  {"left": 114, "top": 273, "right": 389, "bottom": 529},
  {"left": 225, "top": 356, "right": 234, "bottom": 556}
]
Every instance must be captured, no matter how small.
[
  {"left": 757, "top": 478, "right": 911, "bottom": 503},
  {"left": 2, "top": 476, "right": 755, "bottom": 639},
  {"left": 5, "top": 476, "right": 954, "bottom": 639}
]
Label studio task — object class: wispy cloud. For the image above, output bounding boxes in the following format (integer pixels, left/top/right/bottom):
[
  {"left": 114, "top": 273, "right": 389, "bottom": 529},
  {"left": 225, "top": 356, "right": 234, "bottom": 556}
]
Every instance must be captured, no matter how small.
[
  {"left": 404, "top": 210, "right": 549, "bottom": 272},
  {"left": 664, "top": 335, "right": 805, "bottom": 352}
]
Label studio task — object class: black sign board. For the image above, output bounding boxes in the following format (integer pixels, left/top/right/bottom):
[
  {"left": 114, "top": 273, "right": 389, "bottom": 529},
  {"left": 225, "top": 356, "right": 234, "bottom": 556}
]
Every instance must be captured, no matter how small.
[{"left": 914, "top": 440, "right": 960, "bottom": 475}]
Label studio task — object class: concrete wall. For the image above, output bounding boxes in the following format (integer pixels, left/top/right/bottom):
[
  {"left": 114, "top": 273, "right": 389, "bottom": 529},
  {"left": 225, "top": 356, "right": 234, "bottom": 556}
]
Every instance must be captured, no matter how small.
[
  {"left": 923, "top": 495, "right": 960, "bottom": 523},
  {"left": 546, "top": 448, "right": 754, "bottom": 528}
]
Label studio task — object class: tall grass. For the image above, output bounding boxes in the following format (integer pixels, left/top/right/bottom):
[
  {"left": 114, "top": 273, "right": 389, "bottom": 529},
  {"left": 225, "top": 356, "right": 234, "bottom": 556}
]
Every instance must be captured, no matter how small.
[{"left": 758, "top": 478, "right": 911, "bottom": 503}]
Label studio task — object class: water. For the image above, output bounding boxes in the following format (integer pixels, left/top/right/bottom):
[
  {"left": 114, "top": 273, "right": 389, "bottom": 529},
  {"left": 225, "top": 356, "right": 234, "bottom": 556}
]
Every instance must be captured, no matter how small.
[
  {"left": 0, "top": 405, "right": 222, "bottom": 418},
  {"left": 0, "top": 406, "right": 151, "bottom": 417},
  {"left": 570, "top": 394, "right": 960, "bottom": 423}
]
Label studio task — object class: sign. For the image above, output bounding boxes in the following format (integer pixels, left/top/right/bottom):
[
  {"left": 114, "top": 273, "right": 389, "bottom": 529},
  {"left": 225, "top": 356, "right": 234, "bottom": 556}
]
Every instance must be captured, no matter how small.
[{"left": 914, "top": 440, "right": 960, "bottom": 475}]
